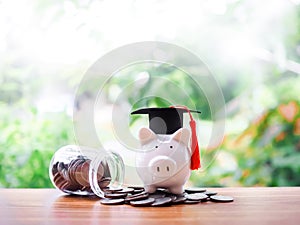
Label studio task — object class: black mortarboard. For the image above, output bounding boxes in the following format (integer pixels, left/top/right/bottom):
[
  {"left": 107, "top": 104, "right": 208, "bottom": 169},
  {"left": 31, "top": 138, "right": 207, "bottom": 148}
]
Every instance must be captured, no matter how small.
[{"left": 131, "top": 107, "right": 201, "bottom": 135}]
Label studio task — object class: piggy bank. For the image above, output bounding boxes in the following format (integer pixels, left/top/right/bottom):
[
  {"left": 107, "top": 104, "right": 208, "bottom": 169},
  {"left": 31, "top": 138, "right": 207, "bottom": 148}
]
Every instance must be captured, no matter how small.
[{"left": 136, "top": 127, "right": 191, "bottom": 194}]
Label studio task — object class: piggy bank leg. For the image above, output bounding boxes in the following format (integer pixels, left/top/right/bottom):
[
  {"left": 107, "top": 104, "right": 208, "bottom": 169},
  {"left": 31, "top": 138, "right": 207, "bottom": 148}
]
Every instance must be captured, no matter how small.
[
  {"left": 144, "top": 185, "right": 157, "bottom": 193},
  {"left": 169, "top": 185, "right": 184, "bottom": 195}
]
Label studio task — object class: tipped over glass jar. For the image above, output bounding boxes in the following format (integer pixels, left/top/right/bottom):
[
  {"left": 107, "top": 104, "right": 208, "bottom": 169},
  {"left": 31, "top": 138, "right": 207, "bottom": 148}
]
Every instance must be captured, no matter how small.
[{"left": 49, "top": 145, "right": 124, "bottom": 198}]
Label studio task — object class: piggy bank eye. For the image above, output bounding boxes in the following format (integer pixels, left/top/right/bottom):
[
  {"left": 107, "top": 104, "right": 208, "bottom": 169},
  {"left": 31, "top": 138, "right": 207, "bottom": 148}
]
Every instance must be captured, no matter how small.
[
  {"left": 155, "top": 146, "right": 158, "bottom": 148},
  {"left": 169, "top": 145, "right": 173, "bottom": 149}
]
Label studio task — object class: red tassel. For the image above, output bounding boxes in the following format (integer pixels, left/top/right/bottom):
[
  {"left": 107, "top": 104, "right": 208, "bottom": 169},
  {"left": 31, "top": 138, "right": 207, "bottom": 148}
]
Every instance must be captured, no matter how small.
[
  {"left": 190, "top": 120, "right": 201, "bottom": 170},
  {"left": 170, "top": 105, "right": 201, "bottom": 170}
]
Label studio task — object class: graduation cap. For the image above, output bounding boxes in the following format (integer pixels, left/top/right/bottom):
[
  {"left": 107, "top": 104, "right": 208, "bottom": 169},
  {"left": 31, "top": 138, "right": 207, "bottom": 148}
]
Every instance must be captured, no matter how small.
[{"left": 131, "top": 106, "right": 201, "bottom": 170}]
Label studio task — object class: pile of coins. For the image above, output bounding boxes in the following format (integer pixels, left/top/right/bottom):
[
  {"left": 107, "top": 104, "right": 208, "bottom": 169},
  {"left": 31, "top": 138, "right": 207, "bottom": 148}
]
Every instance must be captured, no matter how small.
[
  {"left": 51, "top": 156, "right": 111, "bottom": 194},
  {"left": 100, "top": 186, "right": 234, "bottom": 207}
]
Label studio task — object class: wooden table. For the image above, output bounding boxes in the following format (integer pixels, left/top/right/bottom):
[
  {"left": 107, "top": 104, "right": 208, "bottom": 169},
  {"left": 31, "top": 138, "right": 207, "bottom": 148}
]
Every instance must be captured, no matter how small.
[{"left": 0, "top": 187, "right": 299, "bottom": 225}]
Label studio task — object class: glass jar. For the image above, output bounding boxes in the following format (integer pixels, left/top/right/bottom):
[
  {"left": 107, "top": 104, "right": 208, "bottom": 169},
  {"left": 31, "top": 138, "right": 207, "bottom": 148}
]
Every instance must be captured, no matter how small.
[{"left": 49, "top": 145, "right": 124, "bottom": 198}]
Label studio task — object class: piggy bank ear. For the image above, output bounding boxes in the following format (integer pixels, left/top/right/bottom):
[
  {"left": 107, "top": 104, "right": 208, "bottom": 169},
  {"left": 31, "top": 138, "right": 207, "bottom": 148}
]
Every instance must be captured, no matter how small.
[
  {"left": 139, "top": 127, "right": 157, "bottom": 145},
  {"left": 172, "top": 128, "right": 190, "bottom": 146}
]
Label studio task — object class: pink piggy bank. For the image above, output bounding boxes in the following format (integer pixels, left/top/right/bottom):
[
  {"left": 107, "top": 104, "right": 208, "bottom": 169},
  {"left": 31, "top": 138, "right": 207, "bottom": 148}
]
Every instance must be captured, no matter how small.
[{"left": 136, "top": 127, "right": 191, "bottom": 194}]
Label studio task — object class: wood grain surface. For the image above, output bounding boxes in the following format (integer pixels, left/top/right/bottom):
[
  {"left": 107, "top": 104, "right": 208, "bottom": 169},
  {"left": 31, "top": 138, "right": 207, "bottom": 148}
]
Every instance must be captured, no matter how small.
[{"left": 0, "top": 187, "right": 299, "bottom": 225}]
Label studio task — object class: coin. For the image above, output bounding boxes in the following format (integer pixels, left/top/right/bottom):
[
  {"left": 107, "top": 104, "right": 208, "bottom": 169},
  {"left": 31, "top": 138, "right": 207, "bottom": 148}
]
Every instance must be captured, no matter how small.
[
  {"left": 172, "top": 196, "right": 187, "bottom": 204},
  {"left": 125, "top": 192, "right": 149, "bottom": 201},
  {"left": 61, "top": 168, "right": 71, "bottom": 182},
  {"left": 128, "top": 186, "right": 145, "bottom": 194},
  {"left": 185, "top": 193, "right": 208, "bottom": 201},
  {"left": 52, "top": 161, "right": 59, "bottom": 175},
  {"left": 128, "top": 186, "right": 145, "bottom": 190},
  {"left": 100, "top": 198, "right": 125, "bottom": 205},
  {"left": 61, "top": 181, "right": 81, "bottom": 192},
  {"left": 96, "top": 163, "right": 104, "bottom": 181},
  {"left": 103, "top": 186, "right": 123, "bottom": 193},
  {"left": 130, "top": 197, "right": 155, "bottom": 207},
  {"left": 185, "top": 187, "right": 207, "bottom": 193},
  {"left": 69, "top": 159, "right": 85, "bottom": 184},
  {"left": 151, "top": 197, "right": 172, "bottom": 207},
  {"left": 167, "top": 195, "right": 177, "bottom": 202},
  {"left": 57, "top": 162, "right": 67, "bottom": 174},
  {"left": 115, "top": 187, "right": 134, "bottom": 194},
  {"left": 53, "top": 173, "right": 66, "bottom": 189},
  {"left": 203, "top": 191, "right": 217, "bottom": 196},
  {"left": 210, "top": 195, "right": 234, "bottom": 203},
  {"left": 149, "top": 192, "right": 166, "bottom": 199},
  {"left": 132, "top": 189, "right": 144, "bottom": 194},
  {"left": 184, "top": 200, "right": 201, "bottom": 204},
  {"left": 104, "top": 192, "right": 128, "bottom": 199},
  {"left": 98, "top": 177, "right": 111, "bottom": 188},
  {"left": 75, "top": 163, "right": 90, "bottom": 187}
]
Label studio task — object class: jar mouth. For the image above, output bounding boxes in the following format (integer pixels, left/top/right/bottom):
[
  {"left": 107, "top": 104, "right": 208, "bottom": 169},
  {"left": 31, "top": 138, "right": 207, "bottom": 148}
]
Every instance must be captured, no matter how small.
[{"left": 89, "top": 151, "right": 124, "bottom": 198}]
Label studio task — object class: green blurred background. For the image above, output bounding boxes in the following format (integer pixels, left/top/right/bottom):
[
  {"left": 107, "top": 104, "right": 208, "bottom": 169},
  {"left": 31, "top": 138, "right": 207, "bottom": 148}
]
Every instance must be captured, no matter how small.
[{"left": 1, "top": 0, "right": 300, "bottom": 188}]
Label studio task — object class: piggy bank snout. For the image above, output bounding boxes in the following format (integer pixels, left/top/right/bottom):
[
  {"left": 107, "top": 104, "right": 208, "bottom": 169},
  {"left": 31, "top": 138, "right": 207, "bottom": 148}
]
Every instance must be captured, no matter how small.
[{"left": 149, "top": 156, "right": 177, "bottom": 178}]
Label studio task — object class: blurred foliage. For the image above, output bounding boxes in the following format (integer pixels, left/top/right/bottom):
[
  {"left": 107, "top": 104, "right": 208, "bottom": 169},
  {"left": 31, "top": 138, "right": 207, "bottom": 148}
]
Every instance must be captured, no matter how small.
[
  {"left": 0, "top": 103, "right": 74, "bottom": 187},
  {"left": 105, "top": 63, "right": 210, "bottom": 121},
  {"left": 191, "top": 96, "right": 300, "bottom": 187},
  {"left": 234, "top": 100, "right": 300, "bottom": 186}
]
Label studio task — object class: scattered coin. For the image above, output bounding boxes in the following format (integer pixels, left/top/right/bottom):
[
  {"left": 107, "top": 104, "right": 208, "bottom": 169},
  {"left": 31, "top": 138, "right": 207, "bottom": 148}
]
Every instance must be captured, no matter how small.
[
  {"left": 184, "top": 200, "right": 201, "bottom": 204},
  {"left": 100, "top": 198, "right": 125, "bottom": 205},
  {"left": 210, "top": 195, "right": 234, "bottom": 203},
  {"left": 127, "top": 186, "right": 145, "bottom": 190},
  {"left": 130, "top": 197, "right": 155, "bottom": 207},
  {"left": 104, "top": 192, "right": 128, "bottom": 199},
  {"left": 103, "top": 186, "right": 123, "bottom": 193},
  {"left": 125, "top": 192, "right": 149, "bottom": 202},
  {"left": 151, "top": 197, "right": 172, "bottom": 207},
  {"left": 125, "top": 193, "right": 149, "bottom": 202},
  {"left": 149, "top": 192, "right": 166, "bottom": 199},
  {"left": 115, "top": 187, "right": 135, "bottom": 194},
  {"left": 185, "top": 193, "right": 208, "bottom": 201},
  {"left": 203, "top": 191, "right": 217, "bottom": 196},
  {"left": 172, "top": 196, "right": 187, "bottom": 204},
  {"left": 132, "top": 189, "right": 144, "bottom": 194},
  {"left": 167, "top": 195, "right": 177, "bottom": 202},
  {"left": 185, "top": 187, "right": 207, "bottom": 193}
]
